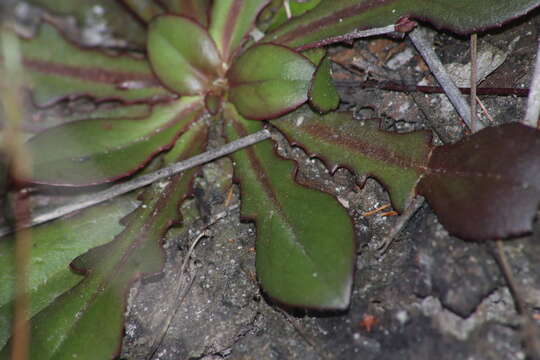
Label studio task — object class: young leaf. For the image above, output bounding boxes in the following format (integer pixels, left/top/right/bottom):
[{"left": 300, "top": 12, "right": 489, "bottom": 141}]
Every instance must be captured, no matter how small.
[
  {"left": 418, "top": 123, "right": 540, "bottom": 240},
  {"left": 273, "top": 107, "right": 431, "bottom": 212},
  {"left": 1, "top": 22, "right": 173, "bottom": 106},
  {"left": 209, "top": 0, "right": 270, "bottom": 61},
  {"left": 228, "top": 43, "right": 315, "bottom": 120},
  {"left": 308, "top": 56, "right": 340, "bottom": 113},
  {"left": 264, "top": 0, "right": 540, "bottom": 50},
  {"left": 28, "top": 97, "right": 204, "bottom": 185},
  {"left": 1, "top": 121, "right": 208, "bottom": 360},
  {"left": 158, "top": 0, "right": 212, "bottom": 27},
  {"left": 0, "top": 196, "right": 139, "bottom": 351},
  {"left": 147, "top": 15, "right": 224, "bottom": 96},
  {"left": 224, "top": 105, "right": 355, "bottom": 309}
]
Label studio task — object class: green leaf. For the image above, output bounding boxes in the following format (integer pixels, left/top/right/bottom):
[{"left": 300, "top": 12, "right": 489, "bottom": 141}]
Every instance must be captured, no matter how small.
[
  {"left": 228, "top": 44, "right": 315, "bottom": 120},
  {"left": 275, "top": 108, "right": 540, "bottom": 240},
  {"left": 28, "top": 97, "right": 204, "bottom": 185},
  {"left": 117, "top": 0, "right": 164, "bottom": 23},
  {"left": 1, "top": 121, "right": 208, "bottom": 360},
  {"left": 418, "top": 123, "right": 540, "bottom": 240},
  {"left": 302, "top": 47, "right": 327, "bottom": 66},
  {"left": 209, "top": 0, "right": 270, "bottom": 61},
  {"left": 266, "top": 0, "right": 323, "bottom": 32},
  {"left": 308, "top": 57, "right": 340, "bottom": 113},
  {"left": 264, "top": 0, "right": 540, "bottom": 50},
  {"left": 224, "top": 105, "right": 355, "bottom": 309},
  {"left": 273, "top": 106, "right": 431, "bottom": 212},
  {"left": 147, "top": 15, "right": 224, "bottom": 96},
  {"left": 1, "top": 22, "right": 173, "bottom": 106},
  {"left": 0, "top": 195, "right": 139, "bottom": 351},
  {"left": 31, "top": 103, "right": 151, "bottom": 132},
  {"left": 26, "top": 0, "right": 148, "bottom": 47},
  {"left": 159, "top": 0, "right": 212, "bottom": 27}
]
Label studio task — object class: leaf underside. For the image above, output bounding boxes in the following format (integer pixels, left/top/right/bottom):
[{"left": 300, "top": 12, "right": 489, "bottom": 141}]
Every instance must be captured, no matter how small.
[
  {"left": 264, "top": 0, "right": 540, "bottom": 50},
  {"left": 224, "top": 105, "right": 355, "bottom": 309},
  {"left": 1, "top": 121, "right": 209, "bottom": 360},
  {"left": 228, "top": 43, "right": 315, "bottom": 120},
  {"left": 3, "top": 22, "right": 173, "bottom": 107},
  {"left": 28, "top": 97, "right": 204, "bottom": 185}
]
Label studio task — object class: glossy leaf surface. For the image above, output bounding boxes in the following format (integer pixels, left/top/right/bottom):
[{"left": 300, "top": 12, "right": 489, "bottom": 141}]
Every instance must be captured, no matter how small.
[
  {"left": 308, "top": 57, "right": 340, "bottom": 113},
  {"left": 28, "top": 97, "right": 204, "bottom": 185},
  {"left": 0, "top": 196, "right": 139, "bottom": 351},
  {"left": 224, "top": 106, "right": 355, "bottom": 309},
  {"left": 1, "top": 122, "right": 208, "bottom": 360},
  {"left": 228, "top": 44, "right": 315, "bottom": 120},
  {"left": 418, "top": 123, "right": 540, "bottom": 240},
  {"left": 4, "top": 22, "right": 172, "bottom": 106},
  {"left": 147, "top": 15, "right": 223, "bottom": 96},
  {"left": 264, "top": 0, "right": 540, "bottom": 50},
  {"left": 273, "top": 107, "right": 431, "bottom": 212},
  {"left": 209, "top": 0, "right": 270, "bottom": 61},
  {"left": 159, "top": 0, "right": 211, "bottom": 26}
]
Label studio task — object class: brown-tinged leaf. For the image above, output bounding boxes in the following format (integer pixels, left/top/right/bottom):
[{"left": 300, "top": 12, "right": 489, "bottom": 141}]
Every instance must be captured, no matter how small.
[
  {"left": 264, "top": 0, "right": 540, "bottom": 51},
  {"left": 273, "top": 106, "right": 431, "bottom": 212},
  {"left": 274, "top": 107, "right": 540, "bottom": 240},
  {"left": 28, "top": 97, "right": 204, "bottom": 185},
  {"left": 1, "top": 21, "right": 173, "bottom": 106},
  {"left": 418, "top": 123, "right": 540, "bottom": 240}
]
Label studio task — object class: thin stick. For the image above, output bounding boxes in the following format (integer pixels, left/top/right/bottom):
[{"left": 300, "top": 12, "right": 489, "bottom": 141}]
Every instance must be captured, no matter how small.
[
  {"left": 409, "top": 27, "right": 485, "bottom": 131},
  {"left": 0, "top": 129, "right": 271, "bottom": 238},
  {"left": 147, "top": 203, "right": 239, "bottom": 359},
  {"left": 524, "top": 38, "right": 540, "bottom": 128},
  {"left": 333, "top": 80, "right": 529, "bottom": 97},
  {"left": 296, "top": 24, "right": 397, "bottom": 52},
  {"left": 470, "top": 33, "right": 478, "bottom": 132},
  {"left": 2, "top": 29, "right": 31, "bottom": 360},
  {"left": 494, "top": 240, "right": 540, "bottom": 359},
  {"left": 476, "top": 95, "right": 495, "bottom": 124},
  {"left": 378, "top": 195, "right": 424, "bottom": 255},
  {"left": 284, "top": 0, "right": 292, "bottom": 19}
]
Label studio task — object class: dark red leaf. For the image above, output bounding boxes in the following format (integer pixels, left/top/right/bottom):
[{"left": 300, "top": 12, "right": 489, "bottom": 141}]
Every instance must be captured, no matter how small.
[{"left": 418, "top": 123, "right": 540, "bottom": 240}]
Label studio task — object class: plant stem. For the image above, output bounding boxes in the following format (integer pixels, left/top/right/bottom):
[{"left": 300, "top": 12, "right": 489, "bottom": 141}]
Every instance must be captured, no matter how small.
[{"left": 0, "top": 129, "right": 271, "bottom": 237}]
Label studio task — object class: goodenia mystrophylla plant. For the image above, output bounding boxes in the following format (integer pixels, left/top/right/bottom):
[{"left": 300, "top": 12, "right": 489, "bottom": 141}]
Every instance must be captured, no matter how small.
[{"left": 1, "top": 0, "right": 540, "bottom": 358}]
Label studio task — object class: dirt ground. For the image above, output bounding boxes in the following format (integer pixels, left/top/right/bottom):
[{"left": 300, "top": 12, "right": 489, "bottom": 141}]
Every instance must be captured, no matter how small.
[
  {"left": 120, "top": 10, "right": 540, "bottom": 360},
  {"left": 3, "top": 2, "right": 540, "bottom": 359}
]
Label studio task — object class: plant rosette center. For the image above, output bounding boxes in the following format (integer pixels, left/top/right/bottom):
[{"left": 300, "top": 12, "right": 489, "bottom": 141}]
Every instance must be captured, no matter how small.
[{"left": 147, "top": 14, "right": 316, "bottom": 120}]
